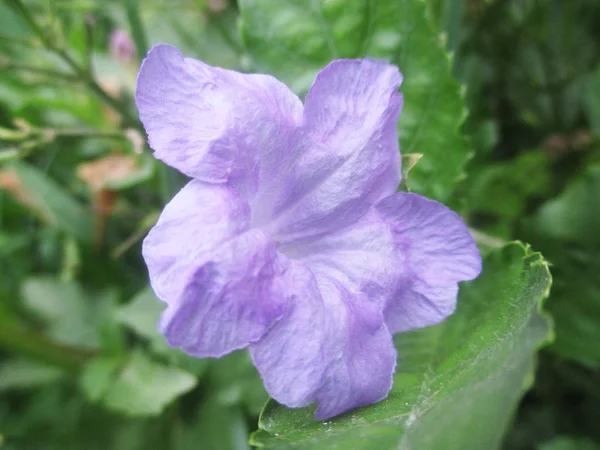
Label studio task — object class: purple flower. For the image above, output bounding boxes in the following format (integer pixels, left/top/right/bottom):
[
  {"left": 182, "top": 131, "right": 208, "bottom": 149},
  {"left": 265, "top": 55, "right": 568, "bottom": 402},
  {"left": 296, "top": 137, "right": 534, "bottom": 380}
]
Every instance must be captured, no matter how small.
[
  {"left": 110, "top": 29, "right": 135, "bottom": 64},
  {"left": 136, "top": 45, "right": 482, "bottom": 420}
]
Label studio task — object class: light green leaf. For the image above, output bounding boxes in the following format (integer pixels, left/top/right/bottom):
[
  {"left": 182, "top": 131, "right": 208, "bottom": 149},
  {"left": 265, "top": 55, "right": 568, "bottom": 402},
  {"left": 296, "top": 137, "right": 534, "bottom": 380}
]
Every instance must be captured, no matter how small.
[
  {"left": 251, "top": 243, "right": 551, "bottom": 449},
  {"left": 8, "top": 160, "right": 94, "bottom": 243},
  {"left": 21, "top": 277, "right": 117, "bottom": 348},
  {"left": 80, "top": 356, "right": 122, "bottom": 402},
  {"left": 117, "top": 285, "right": 166, "bottom": 344},
  {"left": 117, "top": 286, "right": 208, "bottom": 376},
  {"left": 102, "top": 350, "right": 197, "bottom": 417},
  {"left": 525, "top": 165, "right": 600, "bottom": 365},
  {"left": 0, "top": 359, "right": 64, "bottom": 391},
  {"left": 239, "top": 0, "right": 471, "bottom": 201}
]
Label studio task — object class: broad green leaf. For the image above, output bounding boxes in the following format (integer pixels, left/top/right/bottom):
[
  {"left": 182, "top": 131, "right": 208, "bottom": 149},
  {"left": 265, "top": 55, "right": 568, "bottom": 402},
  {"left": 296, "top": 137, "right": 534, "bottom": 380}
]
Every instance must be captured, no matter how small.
[
  {"left": 0, "top": 359, "right": 64, "bottom": 391},
  {"left": 102, "top": 350, "right": 197, "bottom": 417},
  {"left": 117, "top": 286, "right": 208, "bottom": 376},
  {"left": 8, "top": 160, "right": 94, "bottom": 243},
  {"left": 21, "top": 277, "right": 117, "bottom": 348},
  {"left": 117, "top": 285, "right": 166, "bottom": 345},
  {"left": 239, "top": 0, "right": 471, "bottom": 201},
  {"left": 251, "top": 243, "right": 551, "bottom": 449},
  {"left": 79, "top": 356, "right": 122, "bottom": 402},
  {"left": 539, "top": 436, "right": 600, "bottom": 450},
  {"left": 525, "top": 165, "right": 600, "bottom": 365}
]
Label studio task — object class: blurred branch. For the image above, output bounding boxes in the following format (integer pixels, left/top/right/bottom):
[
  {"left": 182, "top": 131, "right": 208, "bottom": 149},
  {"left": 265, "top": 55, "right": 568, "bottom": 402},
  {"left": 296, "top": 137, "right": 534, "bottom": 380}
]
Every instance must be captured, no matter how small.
[
  {"left": 125, "top": 0, "right": 149, "bottom": 61},
  {"left": 0, "top": 121, "right": 128, "bottom": 162},
  {"left": 0, "top": 313, "right": 95, "bottom": 372},
  {"left": 0, "top": 32, "right": 41, "bottom": 48},
  {"left": 5, "top": 0, "right": 140, "bottom": 130},
  {"left": 83, "top": 14, "right": 95, "bottom": 72},
  {"left": 111, "top": 210, "right": 159, "bottom": 259},
  {"left": 2, "top": 60, "right": 78, "bottom": 81}
]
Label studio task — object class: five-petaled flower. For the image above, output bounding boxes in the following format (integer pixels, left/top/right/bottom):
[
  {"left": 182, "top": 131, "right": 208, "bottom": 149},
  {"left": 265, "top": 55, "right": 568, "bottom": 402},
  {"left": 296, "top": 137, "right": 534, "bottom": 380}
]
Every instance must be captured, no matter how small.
[{"left": 136, "top": 45, "right": 482, "bottom": 420}]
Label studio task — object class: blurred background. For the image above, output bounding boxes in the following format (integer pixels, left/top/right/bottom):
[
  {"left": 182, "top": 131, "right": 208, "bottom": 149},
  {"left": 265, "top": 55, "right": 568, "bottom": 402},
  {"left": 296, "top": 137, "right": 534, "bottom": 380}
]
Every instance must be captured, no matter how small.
[{"left": 0, "top": 0, "right": 599, "bottom": 449}]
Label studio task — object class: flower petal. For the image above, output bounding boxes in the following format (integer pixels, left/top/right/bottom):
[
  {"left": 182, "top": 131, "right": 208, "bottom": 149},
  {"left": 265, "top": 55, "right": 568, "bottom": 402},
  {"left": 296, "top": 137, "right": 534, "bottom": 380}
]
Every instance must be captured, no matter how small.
[
  {"left": 136, "top": 45, "right": 303, "bottom": 198},
  {"left": 376, "top": 193, "right": 482, "bottom": 333},
  {"left": 278, "top": 210, "right": 398, "bottom": 305},
  {"left": 252, "top": 59, "right": 403, "bottom": 243},
  {"left": 250, "top": 262, "right": 396, "bottom": 420},
  {"left": 143, "top": 180, "right": 288, "bottom": 357}
]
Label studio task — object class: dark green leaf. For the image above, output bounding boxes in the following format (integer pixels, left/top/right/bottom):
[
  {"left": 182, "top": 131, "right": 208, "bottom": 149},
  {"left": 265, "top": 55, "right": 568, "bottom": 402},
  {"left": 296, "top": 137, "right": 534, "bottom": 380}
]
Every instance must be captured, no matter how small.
[
  {"left": 538, "top": 436, "right": 600, "bottom": 450},
  {"left": 172, "top": 399, "right": 251, "bottom": 450},
  {"left": 0, "top": 359, "right": 64, "bottom": 391},
  {"left": 21, "top": 277, "right": 117, "bottom": 348},
  {"left": 117, "top": 286, "right": 208, "bottom": 376},
  {"left": 525, "top": 165, "right": 600, "bottom": 365}
]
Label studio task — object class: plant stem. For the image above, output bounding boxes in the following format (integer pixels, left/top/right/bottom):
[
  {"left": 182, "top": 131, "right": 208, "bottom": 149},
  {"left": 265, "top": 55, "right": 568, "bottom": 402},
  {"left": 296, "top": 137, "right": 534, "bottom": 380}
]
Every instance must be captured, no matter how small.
[
  {"left": 0, "top": 317, "right": 95, "bottom": 372},
  {"left": 3, "top": 62, "right": 78, "bottom": 80},
  {"left": 51, "top": 128, "right": 128, "bottom": 139}
]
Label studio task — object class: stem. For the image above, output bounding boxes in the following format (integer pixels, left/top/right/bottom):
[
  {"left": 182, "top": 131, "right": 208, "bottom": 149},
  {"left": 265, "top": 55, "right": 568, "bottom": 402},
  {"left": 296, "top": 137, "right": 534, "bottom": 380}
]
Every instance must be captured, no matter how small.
[
  {"left": 3, "top": 62, "right": 77, "bottom": 80},
  {"left": 52, "top": 128, "right": 127, "bottom": 139},
  {"left": 125, "top": 0, "right": 149, "bottom": 61},
  {"left": 83, "top": 14, "right": 95, "bottom": 73},
  {"left": 0, "top": 148, "right": 25, "bottom": 162},
  {"left": 0, "top": 318, "right": 95, "bottom": 372}
]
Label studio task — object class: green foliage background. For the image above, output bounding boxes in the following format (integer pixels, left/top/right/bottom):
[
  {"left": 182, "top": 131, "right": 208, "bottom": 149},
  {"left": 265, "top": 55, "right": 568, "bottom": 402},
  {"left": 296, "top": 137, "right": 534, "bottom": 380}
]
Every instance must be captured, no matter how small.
[{"left": 0, "top": 0, "right": 599, "bottom": 449}]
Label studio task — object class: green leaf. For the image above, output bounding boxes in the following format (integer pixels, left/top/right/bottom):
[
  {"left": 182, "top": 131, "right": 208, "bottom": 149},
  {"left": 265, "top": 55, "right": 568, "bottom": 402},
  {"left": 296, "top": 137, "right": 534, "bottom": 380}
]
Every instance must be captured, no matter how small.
[
  {"left": 0, "top": 359, "right": 64, "bottom": 391},
  {"left": 525, "top": 165, "right": 600, "bottom": 365},
  {"left": 239, "top": 0, "right": 471, "bottom": 201},
  {"left": 250, "top": 243, "right": 551, "bottom": 449},
  {"left": 117, "top": 286, "right": 208, "bottom": 376},
  {"left": 538, "top": 436, "right": 600, "bottom": 450},
  {"left": 527, "top": 165, "right": 600, "bottom": 246},
  {"left": 102, "top": 350, "right": 197, "bottom": 417},
  {"left": 117, "top": 285, "right": 166, "bottom": 344},
  {"left": 80, "top": 355, "right": 122, "bottom": 402},
  {"left": 468, "top": 151, "right": 551, "bottom": 219},
  {"left": 8, "top": 160, "right": 94, "bottom": 243},
  {"left": 21, "top": 277, "right": 117, "bottom": 348}
]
